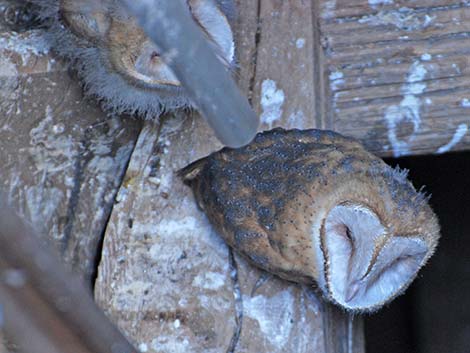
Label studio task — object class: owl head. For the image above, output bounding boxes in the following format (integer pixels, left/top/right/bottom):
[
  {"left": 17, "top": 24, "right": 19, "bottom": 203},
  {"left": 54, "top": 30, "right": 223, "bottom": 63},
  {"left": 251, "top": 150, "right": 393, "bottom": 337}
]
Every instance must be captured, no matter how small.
[
  {"left": 32, "top": 0, "right": 235, "bottom": 117},
  {"left": 180, "top": 128, "right": 440, "bottom": 312}
]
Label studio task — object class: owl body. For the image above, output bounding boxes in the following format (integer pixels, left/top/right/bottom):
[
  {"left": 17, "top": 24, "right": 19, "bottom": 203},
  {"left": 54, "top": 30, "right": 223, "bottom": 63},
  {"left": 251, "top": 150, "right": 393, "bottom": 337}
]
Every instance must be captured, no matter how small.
[
  {"left": 181, "top": 128, "right": 440, "bottom": 312},
  {"left": 32, "top": 0, "right": 236, "bottom": 117}
]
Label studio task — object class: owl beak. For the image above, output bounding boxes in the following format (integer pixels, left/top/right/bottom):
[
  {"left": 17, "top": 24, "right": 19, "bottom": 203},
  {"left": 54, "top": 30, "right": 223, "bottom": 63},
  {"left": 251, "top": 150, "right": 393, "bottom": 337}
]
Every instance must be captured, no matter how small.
[{"left": 345, "top": 280, "right": 364, "bottom": 302}]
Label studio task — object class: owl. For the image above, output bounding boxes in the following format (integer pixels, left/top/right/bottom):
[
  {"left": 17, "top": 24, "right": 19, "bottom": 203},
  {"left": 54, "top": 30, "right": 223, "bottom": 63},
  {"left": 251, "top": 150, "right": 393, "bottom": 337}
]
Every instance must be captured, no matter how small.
[
  {"left": 31, "top": 0, "right": 236, "bottom": 117},
  {"left": 180, "top": 128, "right": 440, "bottom": 312}
]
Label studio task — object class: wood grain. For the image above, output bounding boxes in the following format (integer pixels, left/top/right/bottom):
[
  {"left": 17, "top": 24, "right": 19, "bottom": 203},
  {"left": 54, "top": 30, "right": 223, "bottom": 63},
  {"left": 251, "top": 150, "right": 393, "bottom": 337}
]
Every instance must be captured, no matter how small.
[
  {"left": 95, "top": 1, "right": 364, "bottom": 352},
  {"left": 0, "top": 28, "right": 142, "bottom": 283},
  {"left": 252, "top": 0, "right": 320, "bottom": 130},
  {"left": 0, "top": 208, "right": 138, "bottom": 353},
  {"left": 0, "top": 18, "right": 141, "bottom": 349},
  {"left": 320, "top": 0, "right": 470, "bottom": 156},
  {"left": 5, "top": 0, "right": 470, "bottom": 352}
]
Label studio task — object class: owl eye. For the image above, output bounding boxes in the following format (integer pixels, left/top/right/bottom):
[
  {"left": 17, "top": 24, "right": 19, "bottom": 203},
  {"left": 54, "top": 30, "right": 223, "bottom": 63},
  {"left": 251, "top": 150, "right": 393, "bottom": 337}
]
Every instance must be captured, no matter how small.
[
  {"left": 334, "top": 224, "right": 354, "bottom": 244},
  {"left": 345, "top": 226, "right": 353, "bottom": 242}
]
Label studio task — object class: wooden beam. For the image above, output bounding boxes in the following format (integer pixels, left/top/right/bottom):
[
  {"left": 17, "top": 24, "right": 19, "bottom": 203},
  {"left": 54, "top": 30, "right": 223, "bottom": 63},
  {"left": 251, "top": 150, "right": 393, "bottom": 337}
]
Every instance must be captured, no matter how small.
[
  {"left": 320, "top": 0, "right": 470, "bottom": 156},
  {"left": 95, "top": 1, "right": 365, "bottom": 352},
  {"left": 6, "top": 0, "right": 470, "bottom": 352},
  {"left": 252, "top": 0, "right": 321, "bottom": 130},
  {"left": 0, "top": 208, "right": 138, "bottom": 353},
  {"left": 0, "top": 27, "right": 142, "bottom": 284}
]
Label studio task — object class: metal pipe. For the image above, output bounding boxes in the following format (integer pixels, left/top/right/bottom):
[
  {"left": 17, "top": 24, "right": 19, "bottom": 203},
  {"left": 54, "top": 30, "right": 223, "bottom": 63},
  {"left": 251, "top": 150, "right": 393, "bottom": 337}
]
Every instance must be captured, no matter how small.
[{"left": 118, "top": 0, "right": 259, "bottom": 147}]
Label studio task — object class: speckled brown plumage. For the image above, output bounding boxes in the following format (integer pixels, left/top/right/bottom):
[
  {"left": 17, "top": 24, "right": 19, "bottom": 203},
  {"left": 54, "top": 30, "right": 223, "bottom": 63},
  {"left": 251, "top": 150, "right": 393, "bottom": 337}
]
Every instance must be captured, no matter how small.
[{"left": 180, "top": 128, "right": 440, "bottom": 311}]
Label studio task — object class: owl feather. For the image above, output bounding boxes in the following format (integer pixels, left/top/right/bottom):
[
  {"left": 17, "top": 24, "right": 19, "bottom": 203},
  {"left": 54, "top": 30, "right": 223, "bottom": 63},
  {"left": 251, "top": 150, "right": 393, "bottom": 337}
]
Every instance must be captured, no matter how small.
[
  {"left": 30, "top": 0, "right": 236, "bottom": 118},
  {"left": 180, "top": 128, "right": 440, "bottom": 312}
]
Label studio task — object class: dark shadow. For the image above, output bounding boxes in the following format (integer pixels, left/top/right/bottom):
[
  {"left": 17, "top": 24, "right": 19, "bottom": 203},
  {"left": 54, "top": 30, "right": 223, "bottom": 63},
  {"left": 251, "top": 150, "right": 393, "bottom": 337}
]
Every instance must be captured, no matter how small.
[{"left": 365, "top": 151, "right": 470, "bottom": 353}]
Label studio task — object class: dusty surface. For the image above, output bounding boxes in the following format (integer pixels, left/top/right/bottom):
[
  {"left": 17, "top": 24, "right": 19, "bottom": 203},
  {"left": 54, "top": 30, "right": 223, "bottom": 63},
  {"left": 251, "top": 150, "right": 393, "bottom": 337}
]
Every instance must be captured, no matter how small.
[
  {"left": 4, "top": 0, "right": 470, "bottom": 352},
  {"left": 94, "top": 1, "right": 362, "bottom": 352},
  {"left": 321, "top": 0, "right": 470, "bottom": 156},
  {"left": 0, "top": 25, "right": 142, "bottom": 281},
  {"left": 0, "top": 14, "right": 141, "bottom": 349},
  {"left": 94, "top": 117, "right": 348, "bottom": 353}
]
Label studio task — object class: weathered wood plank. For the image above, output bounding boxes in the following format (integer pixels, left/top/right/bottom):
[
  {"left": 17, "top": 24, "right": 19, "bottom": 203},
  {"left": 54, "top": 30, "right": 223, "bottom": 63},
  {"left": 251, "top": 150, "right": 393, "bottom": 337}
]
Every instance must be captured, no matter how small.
[
  {"left": 7, "top": 0, "right": 470, "bottom": 352},
  {"left": 252, "top": 0, "right": 320, "bottom": 130},
  {"left": 320, "top": 0, "right": 466, "bottom": 20},
  {"left": 320, "top": 0, "right": 470, "bottom": 156},
  {"left": 233, "top": 0, "right": 260, "bottom": 98},
  {"left": 0, "top": 23, "right": 142, "bottom": 350},
  {"left": 95, "top": 117, "right": 238, "bottom": 352},
  {"left": 230, "top": 255, "right": 324, "bottom": 352},
  {"left": 0, "top": 28, "right": 142, "bottom": 282},
  {"left": 95, "top": 115, "right": 343, "bottom": 353},
  {"left": 95, "top": 1, "right": 364, "bottom": 352}
]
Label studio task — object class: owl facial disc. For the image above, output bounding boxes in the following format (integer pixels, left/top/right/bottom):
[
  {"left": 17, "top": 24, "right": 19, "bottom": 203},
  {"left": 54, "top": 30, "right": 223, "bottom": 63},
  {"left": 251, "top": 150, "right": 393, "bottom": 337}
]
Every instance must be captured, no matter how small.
[{"left": 321, "top": 203, "right": 429, "bottom": 311}]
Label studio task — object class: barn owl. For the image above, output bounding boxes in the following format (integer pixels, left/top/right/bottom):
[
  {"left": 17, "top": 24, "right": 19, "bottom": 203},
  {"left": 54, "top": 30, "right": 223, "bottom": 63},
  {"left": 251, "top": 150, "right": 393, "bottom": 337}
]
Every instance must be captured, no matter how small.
[
  {"left": 31, "top": 0, "right": 236, "bottom": 117},
  {"left": 180, "top": 128, "right": 440, "bottom": 312}
]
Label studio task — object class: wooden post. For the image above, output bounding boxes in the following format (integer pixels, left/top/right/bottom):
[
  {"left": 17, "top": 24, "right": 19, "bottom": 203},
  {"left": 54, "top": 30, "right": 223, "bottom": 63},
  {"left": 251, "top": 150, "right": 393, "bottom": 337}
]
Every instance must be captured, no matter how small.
[
  {"left": 0, "top": 7, "right": 142, "bottom": 284},
  {"left": 0, "top": 208, "right": 138, "bottom": 353},
  {"left": 3, "top": 0, "right": 470, "bottom": 352},
  {"left": 94, "top": 1, "right": 364, "bottom": 352}
]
